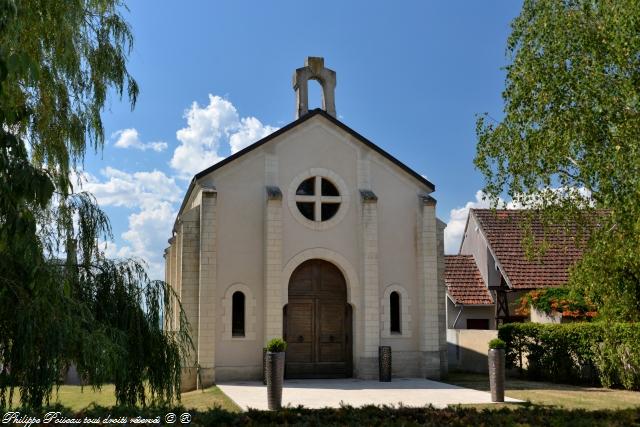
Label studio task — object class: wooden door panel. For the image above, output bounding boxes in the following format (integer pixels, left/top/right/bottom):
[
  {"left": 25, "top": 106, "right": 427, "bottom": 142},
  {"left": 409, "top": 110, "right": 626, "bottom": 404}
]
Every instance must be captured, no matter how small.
[
  {"left": 285, "top": 301, "right": 314, "bottom": 373},
  {"left": 285, "top": 259, "right": 351, "bottom": 379},
  {"left": 318, "top": 302, "right": 345, "bottom": 364},
  {"left": 319, "top": 343, "right": 343, "bottom": 362},
  {"left": 287, "top": 343, "right": 313, "bottom": 363},
  {"left": 287, "top": 301, "right": 313, "bottom": 339},
  {"left": 319, "top": 303, "right": 344, "bottom": 337}
]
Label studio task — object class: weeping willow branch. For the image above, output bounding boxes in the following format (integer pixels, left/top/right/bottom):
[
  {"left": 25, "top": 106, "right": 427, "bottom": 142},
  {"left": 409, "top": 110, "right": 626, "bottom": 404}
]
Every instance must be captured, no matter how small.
[{"left": 0, "top": 0, "right": 194, "bottom": 409}]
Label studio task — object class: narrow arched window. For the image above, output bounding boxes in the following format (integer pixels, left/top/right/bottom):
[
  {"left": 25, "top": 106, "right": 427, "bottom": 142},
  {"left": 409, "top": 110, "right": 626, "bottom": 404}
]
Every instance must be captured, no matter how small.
[
  {"left": 390, "top": 291, "right": 401, "bottom": 334},
  {"left": 232, "top": 291, "right": 245, "bottom": 337}
]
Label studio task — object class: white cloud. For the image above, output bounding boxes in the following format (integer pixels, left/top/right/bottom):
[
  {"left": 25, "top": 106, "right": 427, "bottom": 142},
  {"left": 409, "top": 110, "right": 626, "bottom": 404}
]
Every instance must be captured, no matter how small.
[
  {"left": 81, "top": 167, "right": 181, "bottom": 210},
  {"left": 444, "top": 190, "right": 493, "bottom": 254},
  {"left": 170, "top": 95, "right": 278, "bottom": 178},
  {"left": 120, "top": 202, "right": 175, "bottom": 278},
  {"left": 74, "top": 95, "right": 279, "bottom": 278},
  {"left": 113, "top": 128, "right": 167, "bottom": 152},
  {"left": 229, "top": 117, "right": 278, "bottom": 154},
  {"left": 76, "top": 167, "right": 180, "bottom": 279}
]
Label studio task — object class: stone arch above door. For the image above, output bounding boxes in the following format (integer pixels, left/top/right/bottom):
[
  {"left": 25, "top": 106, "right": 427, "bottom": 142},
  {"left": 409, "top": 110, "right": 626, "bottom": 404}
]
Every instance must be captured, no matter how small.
[{"left": 281, "top": 248, "right": 360, "bottom": 310}]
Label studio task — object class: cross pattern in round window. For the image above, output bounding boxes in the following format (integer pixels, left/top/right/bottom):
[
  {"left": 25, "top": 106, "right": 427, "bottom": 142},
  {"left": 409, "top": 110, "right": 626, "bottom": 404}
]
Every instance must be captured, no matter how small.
[{"left": 295, "top": 176, "right": 342, "bottom": 222}]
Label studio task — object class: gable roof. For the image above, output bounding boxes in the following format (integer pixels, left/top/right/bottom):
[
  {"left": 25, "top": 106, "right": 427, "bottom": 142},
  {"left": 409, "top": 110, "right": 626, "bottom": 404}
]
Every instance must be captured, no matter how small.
[
  {"left": 173, "top": 109, "right": 435, "bottom": 230},
  {"left": 444, "top": 255, "right": 493, "bottom": 305},
  {"left": 194, "top": 108, "right": 435, "bottom": 189},
  {"left": 471, "top": 209, "right": 592, "bottom": 290}
]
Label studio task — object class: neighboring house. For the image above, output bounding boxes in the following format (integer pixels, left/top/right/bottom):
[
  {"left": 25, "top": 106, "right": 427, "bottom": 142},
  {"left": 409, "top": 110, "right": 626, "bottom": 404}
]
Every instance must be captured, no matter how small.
[
  {"left": 164, "top": 57, "right": 448, "bottom": 391},
  {"left": 445, "top": 209, "right": 588, "bottom": 330}
]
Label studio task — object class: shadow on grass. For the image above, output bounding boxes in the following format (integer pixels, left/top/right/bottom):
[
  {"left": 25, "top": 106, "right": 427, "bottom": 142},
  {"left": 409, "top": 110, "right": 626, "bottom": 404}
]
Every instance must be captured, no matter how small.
[{"left": 444, "top": 371, "right": 610, "bottom": 393}]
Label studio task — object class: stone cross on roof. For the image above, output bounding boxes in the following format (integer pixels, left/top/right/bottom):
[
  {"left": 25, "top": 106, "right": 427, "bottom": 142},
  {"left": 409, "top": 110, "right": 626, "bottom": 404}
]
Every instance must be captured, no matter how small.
[{"left": 293, "top": 57, "right": 336, "bottom": 119}]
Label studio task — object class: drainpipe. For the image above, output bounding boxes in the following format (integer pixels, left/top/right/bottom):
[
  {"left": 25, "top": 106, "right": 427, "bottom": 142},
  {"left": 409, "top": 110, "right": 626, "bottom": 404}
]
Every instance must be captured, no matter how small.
[{"left": 451, "top": 305, "right": 464, "bottom": 329}]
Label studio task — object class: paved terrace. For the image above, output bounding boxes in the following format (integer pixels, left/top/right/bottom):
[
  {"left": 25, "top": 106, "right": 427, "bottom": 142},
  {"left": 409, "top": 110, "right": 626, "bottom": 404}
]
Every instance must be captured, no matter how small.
[{"left": 218, "top": 378, "right": 521, "bottom": 410}]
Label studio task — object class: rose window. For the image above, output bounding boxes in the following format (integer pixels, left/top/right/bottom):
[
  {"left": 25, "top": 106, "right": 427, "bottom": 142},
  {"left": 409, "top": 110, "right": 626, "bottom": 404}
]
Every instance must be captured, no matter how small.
[{"left": 294, "top": 176, "right": 342, "bottom": 222}]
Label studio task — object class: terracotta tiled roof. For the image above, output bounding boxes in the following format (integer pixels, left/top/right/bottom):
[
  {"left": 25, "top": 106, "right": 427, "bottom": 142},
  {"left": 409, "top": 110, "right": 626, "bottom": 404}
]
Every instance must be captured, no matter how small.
[
  {"left": 472, "top": 209, "right": 592, "bottom": 290},
  {"left": 444, "top": 255, "right": 493, "bottom": 305}
]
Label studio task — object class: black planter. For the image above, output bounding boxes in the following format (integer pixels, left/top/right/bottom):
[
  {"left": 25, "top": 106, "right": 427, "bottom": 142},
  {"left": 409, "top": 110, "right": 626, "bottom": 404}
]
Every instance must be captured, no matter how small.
[
  {"left": 266, "top": 351, "right": 285, "bottom": 410},
  {"left": 379, "top": 346, "right": 392, "bottom": 382},
  {"left": 262, "top": 348, "right": 267, "bottom": 385},
  {"left": 488, "top": 348, "right": 505, "bottom": 402}
]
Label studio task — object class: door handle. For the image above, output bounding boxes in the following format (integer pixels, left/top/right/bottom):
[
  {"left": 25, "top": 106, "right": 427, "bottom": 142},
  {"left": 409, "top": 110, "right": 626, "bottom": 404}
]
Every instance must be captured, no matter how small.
[{"left": 297, "top": 335, "right": 304, "bottom": 343}]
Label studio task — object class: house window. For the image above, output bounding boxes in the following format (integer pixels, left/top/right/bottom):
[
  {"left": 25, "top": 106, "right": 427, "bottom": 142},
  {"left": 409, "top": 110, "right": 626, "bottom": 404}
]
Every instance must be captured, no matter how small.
[
  {"left": 466, "top": 319, "right": 489, "bottom": 330},
  {"left": 232, "top": 291, "right": 245, "bottom": 337},
  {"left": 390, "top": 291, "right": 401, "bottom": 333},
  {"left": 294, "top": 176, "right": 342, "bottom": 222}
]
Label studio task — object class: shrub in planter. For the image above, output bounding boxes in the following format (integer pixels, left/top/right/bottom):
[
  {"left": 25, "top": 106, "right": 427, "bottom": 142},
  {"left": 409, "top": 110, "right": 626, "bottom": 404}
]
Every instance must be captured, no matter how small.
[
  {"left": 489, "top": 338, "right": 506, "bottom": 349},
  {"left": 265, "top": 338, "right": 287, "bottom": 410},
  {"left": 267, "top": 337, "right": 287, "bottom": 353}
]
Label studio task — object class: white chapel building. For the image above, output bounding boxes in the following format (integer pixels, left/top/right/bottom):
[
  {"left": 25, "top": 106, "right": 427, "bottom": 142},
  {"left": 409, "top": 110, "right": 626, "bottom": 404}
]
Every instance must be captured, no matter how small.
[{"left": 164, "top": 57, "right": 447, "bottom": 390}]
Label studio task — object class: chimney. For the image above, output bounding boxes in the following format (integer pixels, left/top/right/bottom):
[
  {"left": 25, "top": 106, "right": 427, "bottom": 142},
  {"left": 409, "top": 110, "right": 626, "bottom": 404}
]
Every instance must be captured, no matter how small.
[{"left": 292, "top": 57, "right": 337, "bottom": 119}]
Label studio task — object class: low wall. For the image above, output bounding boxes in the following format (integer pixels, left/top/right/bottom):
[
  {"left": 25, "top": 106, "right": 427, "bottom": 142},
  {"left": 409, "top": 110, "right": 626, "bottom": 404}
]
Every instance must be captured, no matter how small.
[{"left": 447, "top": 329, "right": 497, "bottom": 373}]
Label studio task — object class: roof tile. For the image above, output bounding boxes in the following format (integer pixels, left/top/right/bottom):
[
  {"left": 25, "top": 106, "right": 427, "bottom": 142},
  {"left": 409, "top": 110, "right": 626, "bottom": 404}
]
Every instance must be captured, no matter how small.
[
  {"left": 444, "top": 255, "right": 493, "bottom": 305},
  {"left": 472, "top": 209, "right": 593, "bottom": 289}
]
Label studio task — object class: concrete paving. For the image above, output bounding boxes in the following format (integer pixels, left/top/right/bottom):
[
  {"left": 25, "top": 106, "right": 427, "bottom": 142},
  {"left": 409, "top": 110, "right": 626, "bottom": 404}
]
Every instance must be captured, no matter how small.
[{"left": 217, "top": 378, "right": 521, "bottom": 410}]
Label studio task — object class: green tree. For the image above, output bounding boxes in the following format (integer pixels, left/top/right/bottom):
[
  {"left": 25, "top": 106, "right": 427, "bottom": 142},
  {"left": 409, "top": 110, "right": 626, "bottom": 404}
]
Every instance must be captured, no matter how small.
[
  {"left": 0, "top": 0, "right": 191, "bottom": 407},
  {"left": 475, "top": 0, "right": 640, "bottom": 320}
]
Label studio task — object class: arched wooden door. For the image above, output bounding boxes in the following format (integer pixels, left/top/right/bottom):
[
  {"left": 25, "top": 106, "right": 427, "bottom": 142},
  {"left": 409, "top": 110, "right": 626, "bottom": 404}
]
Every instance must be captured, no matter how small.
[{"left": 284, "top": 259, "right": 352, "bottom": 378}]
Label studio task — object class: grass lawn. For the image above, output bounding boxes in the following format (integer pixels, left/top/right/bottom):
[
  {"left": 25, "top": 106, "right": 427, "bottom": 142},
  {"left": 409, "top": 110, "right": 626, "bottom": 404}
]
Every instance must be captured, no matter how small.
[
  {"left": 8, "top": 384, "right": 241, "bottom": 412},
  {"left": 445, "top": 371, "right": 640, "bottom": 411}
]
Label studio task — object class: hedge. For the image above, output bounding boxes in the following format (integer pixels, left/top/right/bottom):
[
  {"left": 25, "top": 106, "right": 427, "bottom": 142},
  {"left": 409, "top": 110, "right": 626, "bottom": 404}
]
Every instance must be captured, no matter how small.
[
  {"left": 498, "top": 322, "right": 640, "bottom": 389},
  {"left": 3, "top": 403, "right": 640, "bottom": 427}
]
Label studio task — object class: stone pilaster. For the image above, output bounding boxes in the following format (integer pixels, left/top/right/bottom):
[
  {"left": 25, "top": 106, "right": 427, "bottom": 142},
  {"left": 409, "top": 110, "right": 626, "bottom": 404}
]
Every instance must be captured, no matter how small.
[
  {"left": 170, "top": 237, "right": 178, "bottom": 330},
  {"left": 417, "top": 194, "right": 444, "bottom": 379},
  {"left": 175, "top": 231, "right": 182, "bottom": 332},
  {"left": 436, "top": 218, "right": 448, "bottom": 376},
  {"left": 197, "top": 187, "right": 217, "bottom": 388},
  {"left": 164, "top": 238, "right": 177, "bottom": 331},
  {"left": 360, "top": 189, "right": 380, "bottom": 378},
  {"left": 179, "top": 206, "right": 200, "bottom": 391},
  {"left": 264, "top": 186, "right": 283, "bottom": 342},
  {"left": 163, "top": 246, "right": 170, "bottom": 330},
  {"left": 169, "top": 236, "right": 180, "bottom": 329}
]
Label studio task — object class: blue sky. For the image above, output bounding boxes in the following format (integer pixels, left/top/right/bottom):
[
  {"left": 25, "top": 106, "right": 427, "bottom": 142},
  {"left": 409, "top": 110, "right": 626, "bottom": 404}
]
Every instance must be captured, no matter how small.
[{"left": 81, "top": 1, "right": 523, "bottom": 278}]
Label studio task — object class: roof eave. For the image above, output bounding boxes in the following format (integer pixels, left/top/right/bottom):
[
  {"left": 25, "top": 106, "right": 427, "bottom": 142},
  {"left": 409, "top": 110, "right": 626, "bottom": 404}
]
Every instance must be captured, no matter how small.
[
  {"left": 471, "top": 209, "right": 515, "bottom": 290},
  {"left": 172, "top": 108, "right": 436, "bottom": 231}
]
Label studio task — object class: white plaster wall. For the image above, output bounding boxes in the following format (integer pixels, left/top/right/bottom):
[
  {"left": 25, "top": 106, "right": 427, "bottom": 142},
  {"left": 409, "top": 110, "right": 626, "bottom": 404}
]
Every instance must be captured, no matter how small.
[
  {"left": 446, "top": 298, "right": 495, "bottom": 329},
  {"left": 460, "top": 213, "right": 502, "bottom": 288},
  {"left": 447, "top": 329, "right": 498, "bottom": 373},
  {"left": 177, "top": 114, "right": 440, "bottom": 381},
  {"left": 371, "top": 154, "right": 422, "bottom": 354},
  {"left": 201, "top": 152, "right": 266, "bottom": 375},
  {"left": 460, "top": 214, "right": 488, "bottom": 284},
  {"left": 530, "top": 307, "right": 562, "bottom": 324}
]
